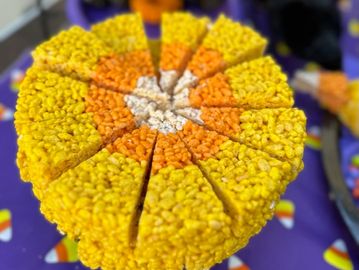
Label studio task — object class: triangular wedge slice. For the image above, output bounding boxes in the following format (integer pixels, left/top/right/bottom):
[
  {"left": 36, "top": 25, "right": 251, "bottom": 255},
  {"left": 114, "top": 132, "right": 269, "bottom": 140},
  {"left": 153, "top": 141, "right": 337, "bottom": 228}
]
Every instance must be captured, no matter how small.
[
  {"left": 173, "top": 14, "right": 267, "bottom": 99},
  {"left": 178, "top": 121, "right": 293, "bottom": 239},
  {"left": 32, "top": 26, "right": 111, "bottom": 81},
  {"left": 177, "top": 107, "right": 306, "bottom": 173},
  {"left": 174, "top": 56, "right": 293, "bottom": 108},
  {"left": 40, "top": 126, "right": 157, "bottom": 269},
  {"left": 136, "top": 132, "right": 241, "bottom": 270},
  {"left": 159, "top": 12, "right": 209, "bottom": 93},
  {"left": 17, "top": 114, "right": 103, "bottom": 198}
]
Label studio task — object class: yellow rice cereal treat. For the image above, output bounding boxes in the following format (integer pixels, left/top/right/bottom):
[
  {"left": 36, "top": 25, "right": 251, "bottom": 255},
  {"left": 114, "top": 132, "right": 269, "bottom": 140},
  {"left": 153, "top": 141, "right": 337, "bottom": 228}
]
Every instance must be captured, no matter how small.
[
  {"left": 15, "top": 67, "right": 89, "bottom": 125},
  {"left": 136, "top": 133, "right": 240, "bottom": 270},
  {"left": 32, "top": 26, "right": 111, "bottom": 80},
  {"left": 91, "top": 14, "right": 169, "bottom": 105},
  {"left": 15, "top": 11, "right": 306, "bottom": 270},
  {"left": 173, "top": 14, "right": 267, "bottom": 100},
  {"left": 40, "top": 126, "right": 157, "bottom": 270},
  {"left": 15, "top": 67, "right": 137, "bottom": 145},
  {"left": 17, "top": 114, "right": 102, "bottom": 198},
  {"left": 159, "top": 12, "right": 209, "bottom": 93},
  {"left": 91, "top": 13, "right": 148, "bottom": 54},
  {"left": 178, "top": 121, "right": 293, "bottom": 235},
  {"left": 178, "top": 107, "right": 306, "bottom": 172},
  {"left": 176, "top": 56, "right": 293, "bottom": 108}
]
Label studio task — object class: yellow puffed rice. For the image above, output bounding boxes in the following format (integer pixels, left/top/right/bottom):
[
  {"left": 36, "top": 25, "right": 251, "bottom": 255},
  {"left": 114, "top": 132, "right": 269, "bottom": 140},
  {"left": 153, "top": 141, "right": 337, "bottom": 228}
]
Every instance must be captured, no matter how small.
[
  {"left": 91, "top": 13, "right": 148, "bottom": 54},
  {"left": 32, "top": 26, "right": 111, "bottom": 80},
  {"left": 17, "top": 114, "right": 102, "bottom": 198},
  {"left": 225, "top": 56, "right": 294, "bottom": 108},
  {"left": 15, "top": 67, "right": 88, "bottom": 125},
  {"left": 202, "top": 14, "right": 267, "bottom": 66}
]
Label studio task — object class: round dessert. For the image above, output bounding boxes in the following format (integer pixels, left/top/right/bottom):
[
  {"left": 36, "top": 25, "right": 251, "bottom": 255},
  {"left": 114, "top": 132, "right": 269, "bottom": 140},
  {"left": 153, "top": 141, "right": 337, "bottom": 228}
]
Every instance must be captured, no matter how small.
[{"left": 15, "top": 12, "right": 307, "bottom": 270}]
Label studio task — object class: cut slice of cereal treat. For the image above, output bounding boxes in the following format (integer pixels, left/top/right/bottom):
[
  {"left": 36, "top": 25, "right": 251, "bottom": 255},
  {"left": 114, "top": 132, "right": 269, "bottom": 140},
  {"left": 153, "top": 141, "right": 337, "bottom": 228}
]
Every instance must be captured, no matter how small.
[
  {"left": 16, "top": 114, "right": 102, "bottom": 199},
  {"left": 178, "top": 121, "right": 294, "bottom": 237},
  {"left": 175, "top": 56, "right": 293, "bottom": 108},
  {"left": 173, "top": 14, "right": 267, "bottom": 101},
  {"left": 159, "top": 12, "right": 209, "bottom": 93},
  {"left": 32, "top": 26, "right": 111, "bottom": 81},
  {"left": 91, "top": 14, "right": 169, "bottom": 105},
  {"left": 15, "top": 68, "right": 89, "bottom": 126},
  {"left": 40, "top": 126, "right": 157, "bottom": 269},
  {"left": 15, "top": 75, "right": 137, "bottom": 146},
  {"left": 136, "top": 132, "right": 241, "bottom": 270},
  {"left": 177, "top": 107, "right": 306, "bottom": 172},
  {"left": 32, "top": 23, "right": 167, "bottom": 104}
]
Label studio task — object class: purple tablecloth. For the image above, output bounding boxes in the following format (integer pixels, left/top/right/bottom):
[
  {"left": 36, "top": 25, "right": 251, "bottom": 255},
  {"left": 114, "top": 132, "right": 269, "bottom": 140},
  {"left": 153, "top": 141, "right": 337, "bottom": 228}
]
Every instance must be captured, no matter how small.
[{"left": 1, "top": 2, "right": 359, "bottom": 270}]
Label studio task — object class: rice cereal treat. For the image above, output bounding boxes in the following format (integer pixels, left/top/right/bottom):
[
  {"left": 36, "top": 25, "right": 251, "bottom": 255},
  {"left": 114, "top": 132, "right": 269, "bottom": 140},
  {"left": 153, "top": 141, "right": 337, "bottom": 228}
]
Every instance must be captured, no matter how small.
[
  {"left": 174, "top": 56, "right": 293, "bottom": 108},
  {"left": 40, "top": 126, "right": 157, "bottom": 269},
  {"left": 32, "top": 26, "right": 111, "bottom": 81},
  {"left": 173, "top": 14, "right": 267, "bottom": 101},
  {"left": 91, "top": 13, "right": 169, "bottom": 104},
  {"left": 177, "top": 107, "right": 306, "bottom": 171},
  {"left": 16, "top": 12, "right": 306, "bottom": 270},
  {"left": 159, "top": 12, "right": 209, "bottom": 93}
]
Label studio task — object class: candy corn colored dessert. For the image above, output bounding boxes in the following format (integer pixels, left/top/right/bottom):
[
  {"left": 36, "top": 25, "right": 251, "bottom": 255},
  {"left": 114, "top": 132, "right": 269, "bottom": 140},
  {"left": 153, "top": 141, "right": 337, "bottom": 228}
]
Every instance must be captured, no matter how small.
[
  {"left": 16, "top": 12, "right": 306, "bottom": 270},
  {"left": 173, "top": 14, "right": 267, "bottom": 105},
  {"left": 159, "top": 12, "right": 209, "bottom": 93}
]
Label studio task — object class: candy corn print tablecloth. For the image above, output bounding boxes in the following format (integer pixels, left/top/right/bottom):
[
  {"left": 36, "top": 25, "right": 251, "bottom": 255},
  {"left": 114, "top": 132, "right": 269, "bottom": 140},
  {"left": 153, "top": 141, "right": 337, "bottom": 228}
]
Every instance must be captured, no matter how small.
[{"left": 2, "top": 7, "right": 359, "bottom": 270}]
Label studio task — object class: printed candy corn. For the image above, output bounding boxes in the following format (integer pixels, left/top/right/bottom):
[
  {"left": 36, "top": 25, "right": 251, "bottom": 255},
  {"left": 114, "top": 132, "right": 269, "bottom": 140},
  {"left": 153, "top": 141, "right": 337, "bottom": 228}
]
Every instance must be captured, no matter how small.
[
  {"left": 0, "top": 103, "right": 13, "bottom": 121},
  {"left": 45, "top": 237, "right": 78, "bottom": 263},
  {"left": 306, "top": 126, "right": 321, "bottom": 150},
  {"left": 275, "top": 200, "right": 295, "bottom": 229},
  {"left": 0, "top": 209, "right": 12, "bottom": 242},
  {"left": 323, "top": 239, "right": 353, "bottom": 270},
  {"left": 10, "top": 69, "right": 24, "bottom": 91},
  {"left": 228, "top": 255, "right": 250, "bottom": 270}
]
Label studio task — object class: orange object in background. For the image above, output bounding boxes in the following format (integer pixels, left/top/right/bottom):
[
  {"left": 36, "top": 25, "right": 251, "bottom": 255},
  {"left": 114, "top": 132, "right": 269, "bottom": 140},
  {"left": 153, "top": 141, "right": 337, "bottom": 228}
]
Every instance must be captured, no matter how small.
[{"left": 130, "top": 0, "right": 183, "bottom": 24}]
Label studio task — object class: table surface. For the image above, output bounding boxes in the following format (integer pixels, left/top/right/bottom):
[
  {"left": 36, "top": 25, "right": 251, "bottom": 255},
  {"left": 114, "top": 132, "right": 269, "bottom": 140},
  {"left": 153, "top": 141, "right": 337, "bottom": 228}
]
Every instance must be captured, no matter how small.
[{"left": 1, "top": 2, "right": 359, "bottom": 270}]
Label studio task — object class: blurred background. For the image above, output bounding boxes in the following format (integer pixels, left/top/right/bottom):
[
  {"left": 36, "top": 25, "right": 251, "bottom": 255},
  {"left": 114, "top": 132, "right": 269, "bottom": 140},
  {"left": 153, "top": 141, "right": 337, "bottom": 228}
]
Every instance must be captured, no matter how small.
[{"left": 0, "top": 0, "right": 359, "bottom": 269}]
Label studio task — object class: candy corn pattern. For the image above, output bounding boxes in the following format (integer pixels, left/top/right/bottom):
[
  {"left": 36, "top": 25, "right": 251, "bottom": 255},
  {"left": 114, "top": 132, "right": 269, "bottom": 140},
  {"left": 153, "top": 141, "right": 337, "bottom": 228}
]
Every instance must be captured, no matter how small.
[
  {"left": 0, "top": 103, "right": 14, "bottom": 121},
  {"left": 16, "top": 12, "right": 306, "bottom": 270},
  {"left": 0, "top": 209, "right": 12, "bottom": 242},
  {"left": 306, "top": 126, "right": 322, "bottom": 150},
  {"left": 174, "top": 56, "right": 294, "bottom": 108},
  {"left": 275, "top": 200, "right": 295, "bottom": 229},
  {"left": 323, "top": 239, "right": 353, "bottom": 270},
  {"left": 228, "top": 255, "right": 250, "bottom": 270},
  {"left": 45, "top": 236, "right": 78, "bottom": 263},
  {"left": 10, "top": 69, "right": 25, "bottom": 91},
  {"left": 159, "top": 12, "right": 209, "bottom": 93}
]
